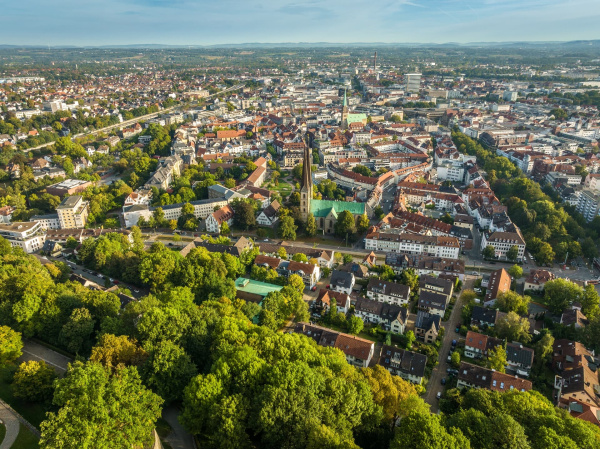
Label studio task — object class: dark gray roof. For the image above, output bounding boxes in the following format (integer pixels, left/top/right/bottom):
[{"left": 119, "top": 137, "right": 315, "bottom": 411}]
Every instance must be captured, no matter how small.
[
  {"left": 379, "top": 345, "right": 427, "bottom": 378},
  {"left": 330, "top": 270, "right": 355, "bottom": 289},
  {"left": 418, "top": 290, "right": 448, "bottom": 310},
  {"left": 471, "top": 306, "right": 499, "bottom": 326},
  {"left": 415, "top": 310, "right": 441, "bottom": 331},
  {"left": 419, "top": 275, "right": 453, "bottom": 296},
  {"left": 506, "top": 342, "right": 534, "bottom": 368},
  {"left": 367, "top": 279, "right": 410, "bottom": 298}
]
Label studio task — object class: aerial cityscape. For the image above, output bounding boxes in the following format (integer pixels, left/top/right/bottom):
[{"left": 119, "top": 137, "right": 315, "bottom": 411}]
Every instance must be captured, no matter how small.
[{"left": 1, "top": 2, "right": 600, "bottom": 449}]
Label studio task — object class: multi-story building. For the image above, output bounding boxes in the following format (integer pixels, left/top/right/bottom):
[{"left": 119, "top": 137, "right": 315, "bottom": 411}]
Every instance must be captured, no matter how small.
[
  {"left": 365, "top": 232, "right": 460, "bottom": 259},
  {"left": 30, "top": 213, "right": 60, "bottom": 230},
  {"left": 57, "top": 195, "right": 89, "bottom": 229},
  {"left": 366, "top": 279, "right": 411, "bottom": 306},
  {"left": 354, "top": 297, "right": 408, "bottom": 334},
  {"left": 329, "top": 270, "right": 356, "bottom": 295},
  {"left": 0, "top": 221, "right": 46, "bottom": 253},
  {"left": 378, "top": 345, "right": 427, "bottom": 384},
  {"left": 405, "top": 73, "right": 422, "bottom": 93},
  {"left": 415, "top": 311, "right": 441, "bottom": 343},
  {"left": 480, "top": 229, "right": 526, "bottom": 261},
  {"left": 576, "top": 189, "right": 600, "bottom": 223},
  {"left": 457, "top": 362, "right": 533, "bottom": 392},
  {"left": 205, "top": 205, "right": 234, "bottom": 234}
]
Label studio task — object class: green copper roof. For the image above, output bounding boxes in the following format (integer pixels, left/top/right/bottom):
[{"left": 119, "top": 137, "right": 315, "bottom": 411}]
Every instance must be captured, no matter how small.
[
  {"left": 343, "top": 89, "right": 347, "bottom": 107},
  {"left": 235, "top": 277, "right": 283, "bottom": 298},
  {"left": 346, "top": 113, "right": 367, "bottom": 124},
  {"left": 310, "top": 199, "right": 365, "bottom": 218}
]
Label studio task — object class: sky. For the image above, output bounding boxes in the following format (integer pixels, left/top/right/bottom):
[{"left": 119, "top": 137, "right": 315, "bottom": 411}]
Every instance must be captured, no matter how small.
[{"left": 2, "top": 0, "right": 600, "bottom": 46}]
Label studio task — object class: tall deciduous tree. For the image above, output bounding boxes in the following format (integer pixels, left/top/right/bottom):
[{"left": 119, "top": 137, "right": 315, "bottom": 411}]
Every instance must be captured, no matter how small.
[
  {"left": 305, "top": 213, "right": 317, "bottom": 236},
  {"left": 495, "top": 312, "right": 531, "bottom": 343},
  {"left": 90, "top": 334, "right": 148, "bottom": 371},
  {"left": 391, "top": 411, "right": 471, "bottom": 449},
  {"left": 279, "top": 215, "right": 297, "bottom": 240},
  {"left": 142, "top": 340, "right": 197, "bottom": 403},
  {"left": 487, "top": 346, "right": 507, "bottom": 373},
  {"left": 335, "top": 210, "right": 357, "bottom": 237},
  {"left": 13, "top": 360, "right": 57, "bottom": 402},
  {"left": 0, "top": 326, "right": 23, "bottom": 367},
  {"left": 40, "top": 362, "right": 163, "bottom": 449}
]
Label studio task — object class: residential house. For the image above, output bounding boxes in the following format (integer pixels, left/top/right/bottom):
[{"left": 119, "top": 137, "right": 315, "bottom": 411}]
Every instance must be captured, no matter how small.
[
  {"left": 337, "top": 262, "right": 370, "bottom": 278},
  {"left": 457, "top": 362, "right": 533, "bottom": 392},
  {"left": 524, "top": 269, "right": 555, "bottom": 292},
  {"left": 419, "top": 274, "right": 454, "bottom": 301},
  {"left": 205, "top": 204, "right": 234, "bottom": 234},
  {"left": 464, "top": 331, "right": 502, "bottom": 359},
  {"left": 256, "top": 200, "right": 281, "bottom": 226},
  {"left": 329, "top": 270, "right": 355, "bottom": 295},
  {"left": 315, "top": 289, "right": 351, "bottom": 314},
  {"left": 378, "top": 345, "right": 427, "bottom": 384},
  {"left": 294, "top": 323, "right": 375, "bottom": 368},
  {"left": 471, "top": 306, "right": 503, "bottom": 328},
  {"left": 366, "top": 279, "right": 411, "bottom": 306},
  {"left": 415, "top": 310, "right": 441, "bottom": 344},
  {"left": 552, "top": 339, "right": 600, "bottom": 416},
  {"left": 505, "top": 342, "right": 534, "bottom": 377},
  {"left": 417, "top": 290, "right": 448, "bottom": 317},
  {"left": 0, "top": 205, "right": 14, "bottom": 224},
  {"left": 354, "top": 297, "right": 408, "bottom": 334}
]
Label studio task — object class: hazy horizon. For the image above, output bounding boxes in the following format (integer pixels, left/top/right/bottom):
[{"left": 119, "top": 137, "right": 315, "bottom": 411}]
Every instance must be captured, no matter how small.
[{"left": 2, "top": 0, "right": 600, "bottom": 46}]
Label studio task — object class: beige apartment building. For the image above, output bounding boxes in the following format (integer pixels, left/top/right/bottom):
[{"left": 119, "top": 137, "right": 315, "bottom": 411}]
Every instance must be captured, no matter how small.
[{"left": 57, "top": 195, "right": 89, "bottom": 229}]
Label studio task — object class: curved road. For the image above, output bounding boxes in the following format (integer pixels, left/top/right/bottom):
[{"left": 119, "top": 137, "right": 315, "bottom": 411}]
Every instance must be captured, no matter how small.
[{"left": 0, "top": 401, "right": 19, "bottom": 449}]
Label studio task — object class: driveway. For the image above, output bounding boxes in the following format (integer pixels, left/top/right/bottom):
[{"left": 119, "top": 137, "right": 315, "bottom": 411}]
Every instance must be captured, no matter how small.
[{"left": 423, "top": 279, "right": 472, "bottom": 412}]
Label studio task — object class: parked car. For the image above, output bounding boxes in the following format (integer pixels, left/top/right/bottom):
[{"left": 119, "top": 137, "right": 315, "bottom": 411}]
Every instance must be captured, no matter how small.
[
  {"left": 455, "top": 327, "right": 460, "bottom": 333},
  {"left": 112, "top": 280, "right": 120, "bottom": 284},
  {"left": 436, "top": 392, "right": 442, "bottom": 400},
  {"left": 326, "top": 284, "right": 330, "bottom": 289},
  {"left": 311, "top": 286, "right": 317, "bottom": 292},
  {"left": 452, "top": 340, "right": 457, "bottom": 347},
  {"left": 97, "top": 274, "right": 104, "bottom": 279},
  {"left": 441, "top": 378, "right": 446, "bottom": 385}
]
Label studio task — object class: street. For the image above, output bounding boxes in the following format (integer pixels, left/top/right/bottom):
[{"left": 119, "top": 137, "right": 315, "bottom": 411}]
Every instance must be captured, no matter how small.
[
  {"left": 422, "top": 279, "right": 472, "bottom": 412},
  {"left": 45, "top": 255, "right": 148, "bottom": 299}
]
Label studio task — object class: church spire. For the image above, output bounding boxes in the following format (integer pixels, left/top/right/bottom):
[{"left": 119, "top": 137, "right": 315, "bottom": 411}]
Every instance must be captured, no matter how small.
[
  {"left": 301, "top": 134, "right": 312, "bottom": 191},
  {"left": 300, "top": 134, "right": 312, "bottom": 222},
  {"left": 343, "top": 88, "right": 347, "bottom": 107}
]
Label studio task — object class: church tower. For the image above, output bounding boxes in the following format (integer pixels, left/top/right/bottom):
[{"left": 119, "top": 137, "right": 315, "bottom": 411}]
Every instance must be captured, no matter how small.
[
  {"left": 341, "top": 89, "right": 348, "bottom": 130},
  {"left": 300, "top": 135, "right": 312, "bottom": 222}
]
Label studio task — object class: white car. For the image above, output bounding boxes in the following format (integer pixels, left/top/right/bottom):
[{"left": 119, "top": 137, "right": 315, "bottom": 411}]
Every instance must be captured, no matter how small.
[
  {"left": 436, "top": 392, "right": 442, "bottom": 400},
  {"left": 97, "top": 274, "right": 104, "bottom": 279}
]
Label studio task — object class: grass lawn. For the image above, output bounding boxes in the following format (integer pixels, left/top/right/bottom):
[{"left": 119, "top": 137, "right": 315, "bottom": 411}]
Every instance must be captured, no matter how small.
[
  {"left": 0, "top": 422, "right": 5, "bottom": 446},
  {"left": 263, "top": 181, "right": 293, "bottom": 197},
  {"left": 0, "top": 366, "right": 49, "bottom": 429},
  {"left": 12, "top": 424, "right": 39, "bottom": 449}
]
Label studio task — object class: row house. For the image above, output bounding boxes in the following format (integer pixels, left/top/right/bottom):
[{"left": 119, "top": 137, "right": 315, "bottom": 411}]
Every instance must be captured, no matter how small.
[
  {"left": 457, "top": 362, "right": 533, "bottom": 392},
  {"left": 378, "top": 345, "right": 427, "bottom": 385},
  {"left": 294, "top": 323, "right": 375, "bottom": 368},
  {"left": 366, "top": 279, "right": 411, "bottom": 306},
  {"left": 365, "top": 232, "right": 460, "bottom": 259},
  {"left": 354, "top": 297, "right": 409, "bottom": 334}
]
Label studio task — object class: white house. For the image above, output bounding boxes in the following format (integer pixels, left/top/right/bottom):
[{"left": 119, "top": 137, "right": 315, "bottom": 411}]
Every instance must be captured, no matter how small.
[{"left": 205, "top": 205, "right": 234, "bottom": 234}]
